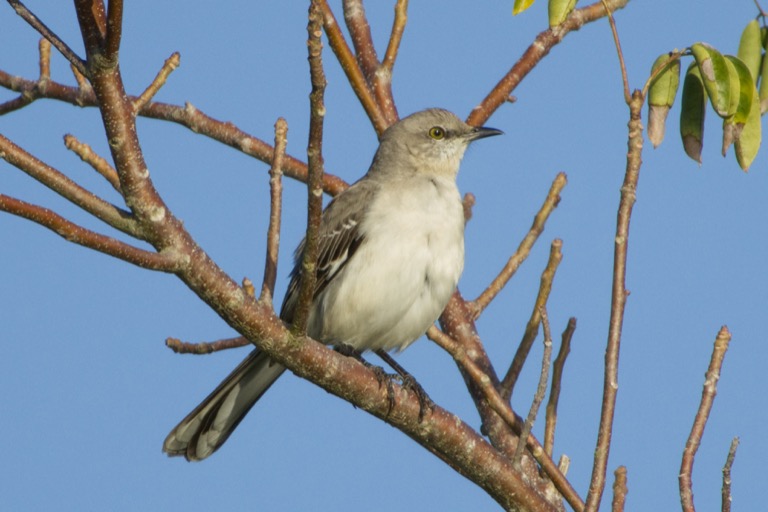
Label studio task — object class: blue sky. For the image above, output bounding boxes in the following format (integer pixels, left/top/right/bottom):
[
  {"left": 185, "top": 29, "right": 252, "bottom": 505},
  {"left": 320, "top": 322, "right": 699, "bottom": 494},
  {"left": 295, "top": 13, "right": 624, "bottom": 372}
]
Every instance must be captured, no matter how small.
[{"left": 1, "top": 2, "right": 765, "bottom": 511}]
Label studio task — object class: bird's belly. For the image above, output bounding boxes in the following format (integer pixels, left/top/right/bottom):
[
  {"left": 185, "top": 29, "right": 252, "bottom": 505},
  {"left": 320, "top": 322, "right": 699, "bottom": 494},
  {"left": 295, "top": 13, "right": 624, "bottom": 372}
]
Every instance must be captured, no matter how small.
[{"left": 311, "top": 203, "right": 464, "bottom": 352}]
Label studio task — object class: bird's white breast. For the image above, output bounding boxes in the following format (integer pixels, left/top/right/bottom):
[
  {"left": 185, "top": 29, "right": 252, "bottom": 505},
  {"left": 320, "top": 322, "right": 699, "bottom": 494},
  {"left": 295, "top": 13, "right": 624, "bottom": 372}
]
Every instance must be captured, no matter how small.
[{"left": 311, "top": 175, "right": 465, "bottom": 352}]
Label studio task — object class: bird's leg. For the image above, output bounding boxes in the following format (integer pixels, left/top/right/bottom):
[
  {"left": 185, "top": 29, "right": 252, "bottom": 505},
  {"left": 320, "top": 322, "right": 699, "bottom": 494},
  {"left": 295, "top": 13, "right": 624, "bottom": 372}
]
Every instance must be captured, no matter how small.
[
  {"left": 334, "top": 344, "right": 396, "bottom": 413},
  {"left": 374, "top": 349, "right": 434, "bottom": 422}
]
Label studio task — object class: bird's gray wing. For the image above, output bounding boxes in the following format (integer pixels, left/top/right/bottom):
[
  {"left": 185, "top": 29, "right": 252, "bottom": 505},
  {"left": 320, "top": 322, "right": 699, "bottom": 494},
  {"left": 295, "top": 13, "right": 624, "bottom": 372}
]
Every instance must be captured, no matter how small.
[{"left": 280, "top": 179, "right": 376, "bottom": 323}]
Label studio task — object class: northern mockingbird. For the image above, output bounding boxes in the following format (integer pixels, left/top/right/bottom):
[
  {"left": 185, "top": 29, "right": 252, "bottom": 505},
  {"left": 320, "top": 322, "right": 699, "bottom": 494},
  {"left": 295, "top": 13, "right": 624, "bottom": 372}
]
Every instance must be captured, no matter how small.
[{"left": 164, "top": 108, "right": 502, "bottom": 461}]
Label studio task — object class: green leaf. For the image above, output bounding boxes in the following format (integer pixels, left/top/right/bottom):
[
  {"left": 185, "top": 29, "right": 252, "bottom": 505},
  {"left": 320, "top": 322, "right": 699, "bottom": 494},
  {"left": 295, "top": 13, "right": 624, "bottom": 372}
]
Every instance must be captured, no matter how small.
[
  {"left": 760, "top": 50, "right": 768, "bottom": 114},
  {"left": 648, "top": 54, "right": 681, "bottom": 148},
  {"left": 737, "top": 19, "right": 762, "bottom": 80},
  {"left": 513, "top": 0, "right": 536, "bottom": 15},
  {"left": 648, "top": 54, "right": 681, "bottom": 107},
  {"left": 680, "top": 64, "right": 707, "bottom": 164},
  {"left": 734, "top": 84, "right": 762, "bottom": 171},
  {"left": 722, "top": 56, "right": 755, "bottom": 156},
  {"left": 691, "top": 43, "right": 732, "bottom": 117},
  {"left": 548, "top": 0, "right": 577, "bottom": 27}
]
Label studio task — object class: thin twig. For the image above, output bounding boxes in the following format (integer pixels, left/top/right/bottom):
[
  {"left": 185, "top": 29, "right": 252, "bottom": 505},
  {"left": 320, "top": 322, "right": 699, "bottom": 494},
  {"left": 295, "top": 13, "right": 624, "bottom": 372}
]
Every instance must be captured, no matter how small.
[
  {"left": 679, "top": 326, "right": 733, "bottom": 512},
  {"left": 260, "top": 118, "right": 288, "bottom": 304},
  {"left": 0, "top": 134, "right": 139, "bottom": 236},
  {"left": 0, "top": 194, "right": 178, "bottom": 272},
  {"left": 382, "top": 0, "right": 408, "bottom": 73},
  {"left": 133, "top": 52, "right": 180, "bottom": 113},
  {"left": 165, "top": 336, "right": 250, "bottom": 354},
  {"left": 501, "top": 239, "right": 563, "bottom": 400},
  {"left": 584, "top": 90, "right": 645, "bottom": 512},
  {"left": 611, "top": 466, "right": 628, "bottom": 512},
  {"left": 8, "top": 0, "right": 89, "bottom": 77},
  {"left": 512, "top": 306, "right": 553, "bottom": 468},
  {"left": 601, "top": 0, "right": 630, "bottom": 103},
  {"left": 470, "top": 173, "right": 566, "bottom": 318},
  {"left": 64, "top": 134, "right": 121, "bottom": 192},
  {"left": 38, "top": 38, "right": 51, "bottom": 80},
  {"left": 428, "top": 325, "right": 585, "bottom": 512},
  {"left": 722, "top": 437, "right": 739, "bottom": 512},
  {"left": 292, "top": 1, "right": 327, "bottom": 334},
  {"left": 544, "top": 316, "right": 576, "bottom": 456}
]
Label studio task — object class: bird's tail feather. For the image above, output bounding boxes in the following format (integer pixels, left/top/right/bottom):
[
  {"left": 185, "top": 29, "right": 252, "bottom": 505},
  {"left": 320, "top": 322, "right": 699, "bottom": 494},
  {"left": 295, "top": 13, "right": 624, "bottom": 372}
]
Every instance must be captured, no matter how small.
[{"left": 163, "top": 349, "right": 286, "bottom": 461}]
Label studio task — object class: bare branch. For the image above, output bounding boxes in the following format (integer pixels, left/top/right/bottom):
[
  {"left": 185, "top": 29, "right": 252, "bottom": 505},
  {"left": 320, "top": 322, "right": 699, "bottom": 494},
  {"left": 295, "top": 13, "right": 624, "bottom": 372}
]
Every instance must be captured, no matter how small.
[
  {"left": 679, "top": 326, "right": 733, "bottom": 512},
  {"left": 64, "top": 134, "right": 121, "bottom": 193},
  {"left": 316, "top": 0, "right": 389, "bottom": 134},
  {"left": 0, "top": 194, "right": 178, "bottom": 271},
  {"left": 341, "top": 0, "right": 398, "bottom": 124},
  {"left": 0, "top": 134, "right": 140, "bottom": 236},
  {"left": 292, "top": 1, "right": 327, "bottom": 334},
  {"left": 166, "top": 335, "right": 250, "bottom": 355},
  {"left": 133, "top": 52, "right": 180, "bottom": 113},
  {"left": 601, "top": 0, "right": 630, "bottom": 104},
  {"left": 467, "top": 0, "right": 630, "bottom": 126},
  {"left": 501, "top": 238, "right": 563, "bottom": 400},
  {"left": 470, "top": 173, "right": 566, "bottom": 318},
  {"left": 611, "top": 466, "right": 628, "bottom": 512},
  {"left": 343, "top": 0, "right": 379, "bottom": 79},
  {"left": 513, "top": 306, "right": 553, "bottom": 468},
  {"left": 38, "top": 38, "right": 51, "bottom": 80},
  {"left": 260, "top": 118, "right": 288, "bottom": 305},
  {"left": 382, "top": 0, "right": 408, "bottom": 73},
  {"left": 544, "top": 317, "right": 576, "bottom": 457},
  {"left": 584, "top": 90, "right": 645, "bottom": 512},
  {"left": 0, "top": 70, "right": 349, "bottom": 195},
  {"left": 722, "top": 437, "right": 739, "bottom": 512},
  {"left": 7, "top": 0, "right": 88, "bottom": 77},
  {"left": 105, "top": 0, "right": 124, "bottom": 60},
  {"left": 428, "top": 324, "right": 585, "bottom": 512}
]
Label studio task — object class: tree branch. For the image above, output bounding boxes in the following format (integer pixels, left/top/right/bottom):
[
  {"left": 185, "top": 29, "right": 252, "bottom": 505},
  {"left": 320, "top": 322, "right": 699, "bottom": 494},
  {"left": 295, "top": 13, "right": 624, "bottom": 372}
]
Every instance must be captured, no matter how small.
[
  {"left": 679, "top": 326, "right": 733, "bottom": 512},
  {"left": 0, "top": 194, "right": 178, "bottom": 271},
  {"left": 64, "top": 134, "right": 121, "bottom": 193},
  {"left": 7, "top": 0, "right": 88, "bottom": 77},
  {"left": 316, "top": 0, "right": 389, "bottom": 134},
  {"left": 165, "top": 335, "right": 250, "bottom": 354},
  {"left": 292, "top": 1, "right": 327, "bottom": 334},
  {"left": 470, "top": 173, "right": 566, "bottom": 318},
  {"left": 721, "top": 437, "right": 739, "bottom": 512},
  {"left": 260, "top": 118, "right": 288, "bottom": 305},
  {"left": 467, "top": 0, "right": 631, "bottom": 126},
  {"left": 0, "top": 69, "right": 348, "bottom": 196},
  {"left": 0, "top": 134, "right": 140, "bottom": 237},
  {"left": 544, "top": 317, "right": 577, "bottom": 457},
  {"left": 501, "top": 239, "right": 563, "bottom": 400},
  {"left": 584, "top": 89, "right": 644, "bottom": 512}
]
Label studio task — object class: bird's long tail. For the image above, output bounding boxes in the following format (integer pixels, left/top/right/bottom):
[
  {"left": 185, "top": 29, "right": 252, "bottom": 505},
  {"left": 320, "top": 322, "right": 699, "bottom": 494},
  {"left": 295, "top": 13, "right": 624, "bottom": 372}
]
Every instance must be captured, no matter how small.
[{"left": 163, "top": 349, "right": 286, "bottom": 461}]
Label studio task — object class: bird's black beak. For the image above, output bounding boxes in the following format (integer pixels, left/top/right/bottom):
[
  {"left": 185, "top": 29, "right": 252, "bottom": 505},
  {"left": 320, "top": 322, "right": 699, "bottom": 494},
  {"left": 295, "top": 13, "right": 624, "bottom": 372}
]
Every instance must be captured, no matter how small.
[{"left": 467, "top": 126, "right": 504, "bottom": 141}]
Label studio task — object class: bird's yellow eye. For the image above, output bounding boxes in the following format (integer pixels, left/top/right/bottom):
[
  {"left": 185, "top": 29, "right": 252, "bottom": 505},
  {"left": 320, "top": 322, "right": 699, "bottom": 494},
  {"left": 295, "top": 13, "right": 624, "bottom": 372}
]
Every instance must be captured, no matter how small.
[{"left": 428, "top": 126, "right": 445, "bottom": 140}]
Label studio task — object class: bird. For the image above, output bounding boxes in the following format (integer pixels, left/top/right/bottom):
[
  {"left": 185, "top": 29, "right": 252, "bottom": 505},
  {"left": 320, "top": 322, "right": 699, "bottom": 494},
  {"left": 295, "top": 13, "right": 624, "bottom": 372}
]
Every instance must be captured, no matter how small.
[{"left": 163, "top": 108, "right": 502, "bottom": 461}]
